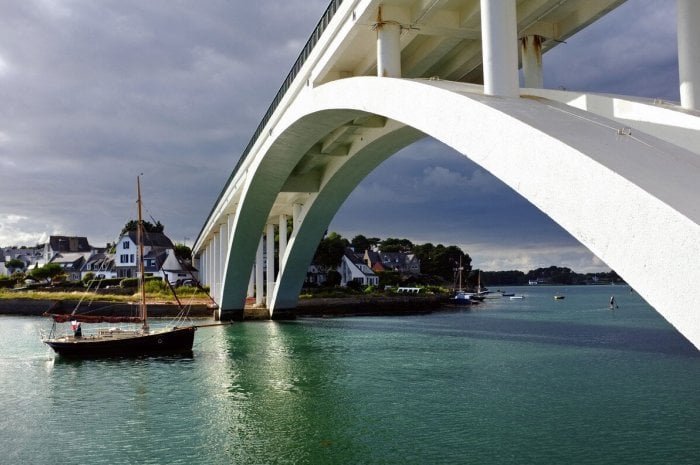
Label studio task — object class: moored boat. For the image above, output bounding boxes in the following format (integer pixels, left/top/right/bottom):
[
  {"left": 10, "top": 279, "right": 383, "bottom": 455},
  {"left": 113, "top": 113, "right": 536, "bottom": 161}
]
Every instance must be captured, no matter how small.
[{"left": 42, "top": 175, "right": 199, "bottom": 358}]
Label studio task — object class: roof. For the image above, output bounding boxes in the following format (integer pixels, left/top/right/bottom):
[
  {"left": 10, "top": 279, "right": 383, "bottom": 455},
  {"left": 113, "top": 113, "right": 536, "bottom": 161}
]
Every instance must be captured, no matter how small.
[
  {"left": 344, "top": 248, "right": 366, "bottom": 265},
  {"left": 49, "top": 236, "right": 91, "bottom": 253},
  {"left": 50, "top": 252, "right": 87, "bottom": 271},
  {"left": 126, "top": 230, "right": 175, "bottom": 248},
  {"left": 364, "top": 250, "right": 381, "bottom": 265}
]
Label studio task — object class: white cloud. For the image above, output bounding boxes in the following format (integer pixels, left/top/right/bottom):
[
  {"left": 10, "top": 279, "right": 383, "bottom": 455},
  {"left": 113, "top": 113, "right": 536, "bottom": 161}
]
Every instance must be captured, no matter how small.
[
  {"left": 470, "top": 244, "right": 608, "bottom": 273},
  {"left": 0, "top": 214, "right": 52, "bottom": 247}
]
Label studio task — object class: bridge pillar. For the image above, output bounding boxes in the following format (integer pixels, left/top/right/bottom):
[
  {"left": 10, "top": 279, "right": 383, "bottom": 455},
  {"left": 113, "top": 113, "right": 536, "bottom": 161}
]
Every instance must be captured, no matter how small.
[
  {"left": 376, "top": 12, "right": 401, "bottom": 77},
  {"left": 265, "top": 223, "right": 275, "bottom": 308},
  {"left": 199, "top": 248, "right": 207, "bottom": 288},
  {"left": 247, "top": 267, "right": 254, "bottom": 298},
  {"left": 480, "top": 0, "right": 519, "bottom": 97},
  {"left": 270, "top": 213, "right": 296, "bottom": 320},
  {"left": 678, "top": 0, "right": 700, "bottom": 110},
  {"left": 218, "top": 222, "right": 228, "bottom": 301},
  {"left": 292, "top": 203, "right": 303, "bottom": 230},
  {"left": 278, "top": 214, "right": 287, "bottom": 263},
  {"left": 520, "top": 35, "right": 543, "bottom": 88},
  {"left": 212, "top": 231, "right": 220, "bottom": 301},
  {"left": 255, "top": 237, "right": 264, "bottom": 306}
]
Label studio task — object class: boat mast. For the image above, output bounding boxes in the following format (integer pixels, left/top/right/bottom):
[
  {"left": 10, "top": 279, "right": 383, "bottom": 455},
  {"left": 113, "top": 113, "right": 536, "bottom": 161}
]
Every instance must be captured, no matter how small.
[
  {"left": 137, "top": 175, "right": 149, "bottom": 332},
  {"left": 456, "top": 256, "right": 463, "bottom": 292}
]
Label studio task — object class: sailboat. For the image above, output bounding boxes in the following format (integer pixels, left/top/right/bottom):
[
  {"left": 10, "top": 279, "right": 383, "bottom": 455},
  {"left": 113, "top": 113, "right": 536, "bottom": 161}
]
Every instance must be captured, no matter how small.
[
  {"left": 448, "top": 256, "right": 475, "bottom": 306},
  {"left": 474, "top": 270, "right": 494, "bottom": 299},
  {"left": 42, "top": 176, "right": 197, "bottom": 358}
]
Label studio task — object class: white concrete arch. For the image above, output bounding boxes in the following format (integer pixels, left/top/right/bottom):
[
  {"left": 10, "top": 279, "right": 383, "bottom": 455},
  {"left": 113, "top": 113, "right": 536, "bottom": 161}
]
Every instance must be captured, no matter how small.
[
  {"left": 243, "top": 76, "right": 699, "bottom": 348},
  {"left": 271, "top": 122, "right": 424, "bottom": 311},
  {"left": 218, "top": 108, "right": 364, "bottom": 317}
]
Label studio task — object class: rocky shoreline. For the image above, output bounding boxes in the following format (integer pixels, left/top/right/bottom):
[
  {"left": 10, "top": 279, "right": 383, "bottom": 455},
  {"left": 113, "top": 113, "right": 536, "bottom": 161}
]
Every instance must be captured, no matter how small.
[{"left": 0, "top": 295, "right": 448, "bottom": 320}]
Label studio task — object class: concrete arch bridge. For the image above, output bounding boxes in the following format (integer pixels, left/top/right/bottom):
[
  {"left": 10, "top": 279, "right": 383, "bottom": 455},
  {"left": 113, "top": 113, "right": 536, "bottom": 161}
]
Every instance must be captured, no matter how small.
[{"left": 193, "top": 0, "right": 700, "bottom": 349}]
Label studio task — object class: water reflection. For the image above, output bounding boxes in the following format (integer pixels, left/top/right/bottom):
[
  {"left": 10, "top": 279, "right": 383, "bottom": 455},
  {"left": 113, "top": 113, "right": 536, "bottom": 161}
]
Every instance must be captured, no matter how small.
[{"left": 202, "top": 321, "right": 366, "bottom": 463}]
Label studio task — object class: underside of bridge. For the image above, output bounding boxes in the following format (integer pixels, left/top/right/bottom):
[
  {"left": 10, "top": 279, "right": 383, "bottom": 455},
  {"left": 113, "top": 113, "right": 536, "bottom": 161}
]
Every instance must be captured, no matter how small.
[
  {"left": 211, "top": 76, "right": 700, "bottom": 349},
  {"left": 194, "top": 0, "right": 700, "bottom": 349}
]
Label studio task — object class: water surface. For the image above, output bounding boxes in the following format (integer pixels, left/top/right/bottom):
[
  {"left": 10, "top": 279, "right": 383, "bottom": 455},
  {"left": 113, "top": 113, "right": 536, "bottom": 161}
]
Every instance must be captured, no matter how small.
[{"left": 1, "top": 285, "right": 698, "bottom": 464}]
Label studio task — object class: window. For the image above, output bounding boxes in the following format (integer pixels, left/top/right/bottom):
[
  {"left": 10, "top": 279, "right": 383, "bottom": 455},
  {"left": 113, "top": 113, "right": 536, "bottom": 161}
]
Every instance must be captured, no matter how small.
[
  {"left": 123, "top": 241, "right": 130, "bottom": 249},
  {"left": 130, "top": 254, "right": 134, "bottom": 263},
  {"left": 120, "top": 254, "right": 129, "bottom": 263}
]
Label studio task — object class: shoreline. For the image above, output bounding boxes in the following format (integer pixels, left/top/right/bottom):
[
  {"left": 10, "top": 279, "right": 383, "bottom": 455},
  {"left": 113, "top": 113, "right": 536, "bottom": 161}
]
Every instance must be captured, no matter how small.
[{"left": 0, "top": 295, "right": 449, "bottom": 320}]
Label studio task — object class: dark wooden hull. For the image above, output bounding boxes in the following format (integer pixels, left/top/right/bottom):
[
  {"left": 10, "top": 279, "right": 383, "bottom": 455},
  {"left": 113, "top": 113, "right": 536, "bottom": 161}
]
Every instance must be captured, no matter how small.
[{"left": 44, "top": 326, "right": 196, "bottom": 358}]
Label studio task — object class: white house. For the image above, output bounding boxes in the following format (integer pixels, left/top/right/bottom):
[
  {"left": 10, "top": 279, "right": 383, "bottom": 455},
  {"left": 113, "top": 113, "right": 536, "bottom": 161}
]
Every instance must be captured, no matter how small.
[
  {"left": 115, "top": 230, "right": 194, "bottom": 284},
  {"left": 44, "top": 236, "right": 94, "bottom": 281},
  {"left": 81, "top": 252, "right": 117, "bottom": 280},
  {"left": 2, "top": 246, "right": 45, "bottom": 275},
  {"left": 339, "top": 248, "right": 379, "bottom": 287}
]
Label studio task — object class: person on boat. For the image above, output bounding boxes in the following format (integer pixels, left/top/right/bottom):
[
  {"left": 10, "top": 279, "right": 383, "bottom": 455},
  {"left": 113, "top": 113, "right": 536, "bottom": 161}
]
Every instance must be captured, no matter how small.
[{"left": 74, "top": 322, "right": 82, "bottom": 338}]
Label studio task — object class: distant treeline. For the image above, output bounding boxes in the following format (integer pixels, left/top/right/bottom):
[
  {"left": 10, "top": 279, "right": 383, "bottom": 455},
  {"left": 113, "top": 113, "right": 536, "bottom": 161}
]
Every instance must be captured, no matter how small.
[
  {"left": 323, "top": 233, "right": 617, "bottom": 288},
  {"left": 482, "top": 266, "right": 622, "bottom": 287}
]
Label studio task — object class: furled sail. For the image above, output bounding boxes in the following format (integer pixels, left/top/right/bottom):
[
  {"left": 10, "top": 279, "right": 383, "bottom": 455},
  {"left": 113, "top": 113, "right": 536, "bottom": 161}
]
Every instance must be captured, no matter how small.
[{"left": 44, "top": 313, "right": 142, "bottom": 324}]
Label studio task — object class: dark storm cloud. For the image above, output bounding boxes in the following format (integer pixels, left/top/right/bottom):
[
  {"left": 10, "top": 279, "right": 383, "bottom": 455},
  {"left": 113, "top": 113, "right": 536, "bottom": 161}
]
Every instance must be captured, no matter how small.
[
  {"left": 0, "top": 0, "right": 680, "bottom": 272},
  {"left": 543, "top": 0, "right": 678, "bottom": 101},
  {"left": 0, "top": 0, "right": 329, "bottom": 247}
]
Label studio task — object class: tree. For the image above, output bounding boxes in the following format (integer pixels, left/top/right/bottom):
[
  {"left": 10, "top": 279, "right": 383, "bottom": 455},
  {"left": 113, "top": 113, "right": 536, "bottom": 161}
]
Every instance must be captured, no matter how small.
[
  {"left": 351, "top": 235, "right": 381, "bottom": 253},
  {"left": 120, "top": 220, "right": 164, "bottom": 235},
  {"left": 313, "top": 232, "right": 348, "bottom": 274},
  {"left": 412, "top": 243, "right": 471, "bottom": 282},
  {"left": 350, "top": 235, "right": 370, "bottom": 253},
  {"left": 82, "top": 272, "right": 96, "bottom": 284},
  {"left": 5, "top": 258, "right": 25, "bottom": 270},
  {"left": 380, "top": 237, "right": 413, "bottom": 253},
  {"left": 174, "top": 244, "right": 192, "bottom": 261},
  {"left": 30, "top": 263, "right": 65, "bottom": 284}
]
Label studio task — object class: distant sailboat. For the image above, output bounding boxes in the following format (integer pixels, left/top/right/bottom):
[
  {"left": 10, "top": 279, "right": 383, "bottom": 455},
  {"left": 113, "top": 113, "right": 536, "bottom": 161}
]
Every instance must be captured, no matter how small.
[
  {"left": 449, "top": 256, "right": 473, "bottom": 305},
  {"left": 42, "top": 176, "right": 198, "bottom": 358}
]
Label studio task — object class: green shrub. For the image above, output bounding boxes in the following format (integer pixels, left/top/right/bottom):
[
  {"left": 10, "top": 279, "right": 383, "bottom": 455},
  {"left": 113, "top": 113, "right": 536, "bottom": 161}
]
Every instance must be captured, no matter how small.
[
  {"left": 144, "top": 279, "right": 166, "bottom": 293},
  {"left": 120, "top": 276, "right": 162, "bottom": 289}
]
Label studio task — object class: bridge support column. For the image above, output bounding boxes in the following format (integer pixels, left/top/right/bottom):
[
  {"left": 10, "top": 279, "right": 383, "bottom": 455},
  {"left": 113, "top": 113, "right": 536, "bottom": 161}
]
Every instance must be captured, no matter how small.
[
  {"left": 212, "top": 231, "right": 220, "bottom": 302},
  {"left": 678, "top": 0, "right": 700, "bottom": 110},
  {"left": 199, "top": 248, "right": 207, "bottom": 288},
  {"left": 278, "top": 214, "right": 287, "bottom": 263},
  {"left": 520, "top": 35, "right": 543, "bottom": 88},
  {"left": 247, "top": 267, "right": 255, "bottom": 298},
  {"left": 265, "top": 223, "right": 275, "bottom": 308},
  {"left": 270, "top": 213, "right": 296, "bottom": 320},
  {"left": 293, "top": 203, "right": 303, "bottom": 230},
  {"left": 481, "top": 0, "right": 519, "bottom": 97},
  {"left": 218, "top": 222, "right": 228, "bottom": 300},
  {"left": 376, "top": 10, "right": 401, "bottom": 78},
  {"left": 255, "top": 237, "right": 264, "bottom": 306}
]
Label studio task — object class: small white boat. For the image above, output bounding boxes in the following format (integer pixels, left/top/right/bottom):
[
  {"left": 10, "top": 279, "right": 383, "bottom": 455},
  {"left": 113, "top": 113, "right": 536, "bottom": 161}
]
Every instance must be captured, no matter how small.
[{"left": 509, "top": 295, "right": 524, "bottom": 300}]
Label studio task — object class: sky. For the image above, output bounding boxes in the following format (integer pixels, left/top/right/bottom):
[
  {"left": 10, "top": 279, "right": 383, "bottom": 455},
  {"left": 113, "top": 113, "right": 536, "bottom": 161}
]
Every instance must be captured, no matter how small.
[{"left": 0, "top": 0, "right": 679, "bottom": 273}]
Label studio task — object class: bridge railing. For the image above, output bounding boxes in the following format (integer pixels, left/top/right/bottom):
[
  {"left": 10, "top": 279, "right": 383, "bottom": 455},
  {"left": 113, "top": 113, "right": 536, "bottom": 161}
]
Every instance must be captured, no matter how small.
[{"left": 198, "top": 0, "right": 345, "bottom": 244}]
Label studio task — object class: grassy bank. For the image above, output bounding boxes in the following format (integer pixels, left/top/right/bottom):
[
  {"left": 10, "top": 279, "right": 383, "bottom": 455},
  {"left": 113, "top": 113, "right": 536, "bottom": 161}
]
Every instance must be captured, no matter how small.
[{"left": 0, "top": 287, "right": 214, "bottom": 306}]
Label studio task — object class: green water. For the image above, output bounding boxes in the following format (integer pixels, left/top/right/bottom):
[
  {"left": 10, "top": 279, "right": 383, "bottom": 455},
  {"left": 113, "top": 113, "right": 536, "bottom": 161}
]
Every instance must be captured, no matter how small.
[{"left": 1, "top": 286, "right": 698, "bottom": 464}]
